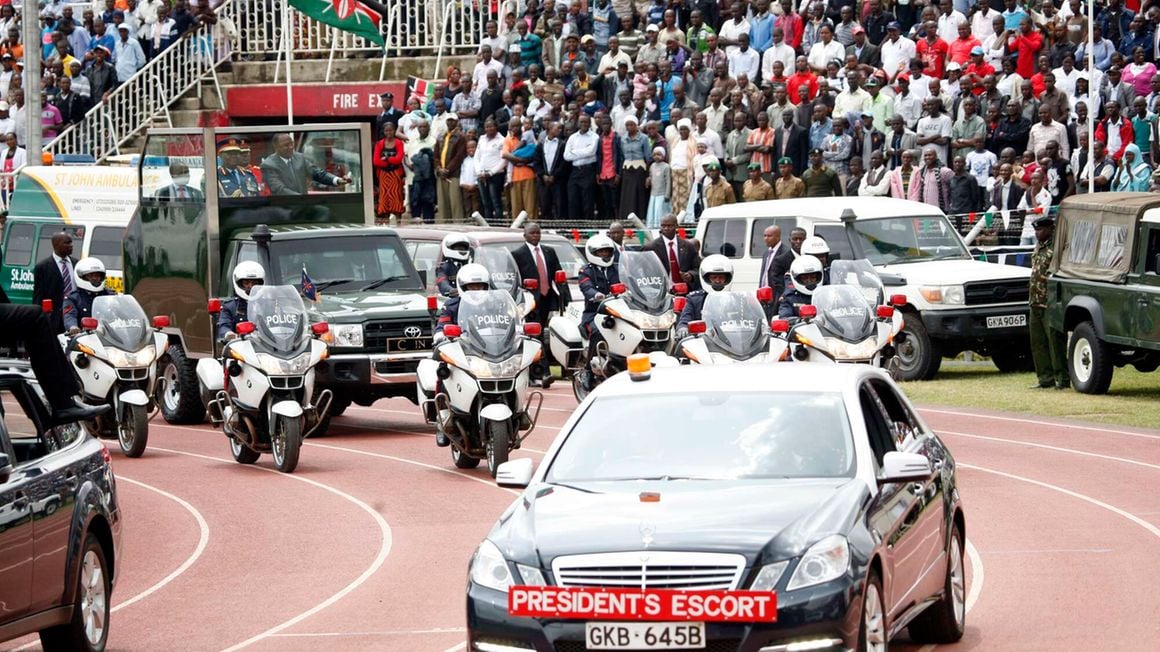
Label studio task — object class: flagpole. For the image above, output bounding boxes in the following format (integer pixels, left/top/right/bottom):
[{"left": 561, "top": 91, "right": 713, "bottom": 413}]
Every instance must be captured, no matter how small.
[
  {"left": 1086, "top": 0, "right": 1094, "bottom": 194},
  {"left": 284, "top": 0, "right": 295, "bottom": 125}
]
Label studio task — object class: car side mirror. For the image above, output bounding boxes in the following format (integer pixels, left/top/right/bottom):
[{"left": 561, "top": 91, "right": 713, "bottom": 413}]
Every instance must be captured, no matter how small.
[
  {"left": 878, "top": 451, "right": 933, "bottom": 485},
  {"left": 496, "top": 458, "right": 534, "bottom": 488},
  {"left": 880, "top": 273, "right": 907, "bottom": 287}
]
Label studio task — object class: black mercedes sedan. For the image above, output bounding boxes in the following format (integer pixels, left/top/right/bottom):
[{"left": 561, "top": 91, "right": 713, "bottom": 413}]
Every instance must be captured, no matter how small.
[{"left": 466, "top": 363, "right": 965, "bottom": 652}]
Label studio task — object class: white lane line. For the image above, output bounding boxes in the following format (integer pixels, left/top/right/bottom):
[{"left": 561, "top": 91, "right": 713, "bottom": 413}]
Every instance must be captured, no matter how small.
[
  {"left": 981, "top": 548, "right": 1114, "bottom": 554},
  {"left": 269, "top": 627, "right": 465, "bottom": 638},
  {"left": 306, "top": 442, "right": 521, "bottom": 496},
  {"left": 146, "top": 446, "right": 393, "bottom": 652},
  {"left": 938, "top": 430, "right": 1160, "bottom": 472},
  {"left": 920, "top": 408, "right": 1160, "bottom": 441},
  {"left": 112, "top": 476, "right": 211, "bottom": 612},
  {"left": 442, "top": 643, "right": 466, "bottom": 652}
]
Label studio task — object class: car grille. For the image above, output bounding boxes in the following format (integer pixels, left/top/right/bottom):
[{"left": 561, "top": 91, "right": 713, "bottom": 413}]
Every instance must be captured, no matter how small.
[
  {"left": 555, "top": 639, "right": 742, "bottom": 652},
  {"left": 269, "top": 376, "right": 304, "bottom": 390},
  {"left": 364, "top": 321, "right": 432, "bottom": 353},
  {"left": 116, "top": 367, "right": 148, "bottom": 381},
  {"left": 480, "top": 379, "right": 516, "bottom": 393},
  {"left": 373, "top": 359, "right": 421, "bottom": 375},
  {"left": 963, "top": 279, "right": 1030, "bottom": 305},
  {"left": 552, "top": 551, "right": 746, "bottom": 590}
]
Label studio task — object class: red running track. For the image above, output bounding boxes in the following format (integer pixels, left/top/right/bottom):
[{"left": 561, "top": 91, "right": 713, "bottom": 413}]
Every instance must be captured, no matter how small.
[{"left": 4, "top": 389, "right": 1159, "bottom": 651}]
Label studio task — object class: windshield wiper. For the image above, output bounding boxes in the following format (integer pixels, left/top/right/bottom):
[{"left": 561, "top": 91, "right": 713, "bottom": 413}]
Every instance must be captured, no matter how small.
[
  {"left": 358, "top": 275, "right": 414, "bottom": 292},
  {"left": 314, "top": 278, "right": 356, "bottom": 291},
  {"left": 622, "top": 475, "right": 717, "bottom": 482},
  {"left": 548, "top": 482, "right": 601, "bottom": 494}
]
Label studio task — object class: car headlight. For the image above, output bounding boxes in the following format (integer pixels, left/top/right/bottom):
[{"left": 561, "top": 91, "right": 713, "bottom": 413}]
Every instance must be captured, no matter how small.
[
  {"left": 105, "top": 345, "right": 156, "bottom": 367},
  {"left": 470, "top": 539, "right": 514, "bottom": 593},
  {"left": 467, "top": 354, "right": 525, "bottom": 379},
  {"left": 257, "top": 352, "right": 313, "bottom": 375},
  {"left": 327, "top": 324, "right": 364, "bottom": 348},
  {"left": 919, "top": 285, "right": 964, "bottom": 305},
  {"left": 517, "top": 564, "right": 546, "bottom": 586},
  {"left": 787, "top": 535, "right": 850, "bottom": 591},
  {"left": 749, "top": 561, "right": 789, "bottom": 591}
]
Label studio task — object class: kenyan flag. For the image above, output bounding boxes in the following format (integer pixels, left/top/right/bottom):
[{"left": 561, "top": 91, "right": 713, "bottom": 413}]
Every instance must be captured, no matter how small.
[{"left": 289, "top": 0, "right": 386, "bottom": 46}]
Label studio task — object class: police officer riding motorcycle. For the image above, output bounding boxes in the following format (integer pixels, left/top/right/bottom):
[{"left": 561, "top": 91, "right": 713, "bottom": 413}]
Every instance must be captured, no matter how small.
[
  {"left": 431, "top": 262, "right": 491, "bottom": 448},
  {"left": 63, "top": 257, "right": 114, "bottom": 334},
  {"left": 218, "top": 260, "right": 265, "bottom": 340},
  {"left": 800, "top": 235, "right": 832, "bottom": 281},
  {"left": 436, "top": 233, "right": 473, "bottom": 297},
  {"left": 779, "top": 255, "right": 825, "bottom": 319},
  {"left": 677, "top": 255, "right": 733, "bottom": 337},
  {"left": 574, "top": 235, "right": 620, "bottom": 392}
]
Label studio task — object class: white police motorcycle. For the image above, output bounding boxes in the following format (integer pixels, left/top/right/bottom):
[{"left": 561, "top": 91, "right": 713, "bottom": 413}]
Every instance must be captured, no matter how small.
[
  {"left": 474, "top": 247, "right": 537, "bottom": 319},
  {"left": 677, "top": 289, "right": 782, "bottom": 364},
  {"left": 62, "top": 294, "right": 168, "bottom": 457},
  {"left": 416, "top": 289, "right": 543, "bottom": 478},
  {"left": 197, "top": 285, "right": 332, "bottom": 473}
]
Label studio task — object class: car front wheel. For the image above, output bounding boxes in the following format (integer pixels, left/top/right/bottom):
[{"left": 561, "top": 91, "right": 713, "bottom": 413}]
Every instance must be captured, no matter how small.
[
  {"left": 40, "top": 534, "right": 111, "bottom": 652},
  {"left": 908, "top": 522, "right": 966, "bottom": 643},
  {"left": 1069, "top": 321, "right": 1113, "bottom": 394},
  {"left": 858, "top": 571, "right": 887, "bottom": 652}
]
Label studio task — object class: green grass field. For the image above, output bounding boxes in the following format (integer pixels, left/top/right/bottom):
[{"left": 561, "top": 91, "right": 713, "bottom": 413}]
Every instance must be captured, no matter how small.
[{"left": 900, "top": 362, "right": 1160, "bottom": 430}]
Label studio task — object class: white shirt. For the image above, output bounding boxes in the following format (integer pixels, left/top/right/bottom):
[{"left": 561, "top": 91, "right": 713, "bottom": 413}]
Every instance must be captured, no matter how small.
[
  {"left": 1104, "top": 117, "right": 1126, "bottom": 156},
  {"left": 834, "top": 89, "right": 872, "bottom": 119},
  {"left": 937, "top": 11, "right": 967, "bottom": 44},
  {"left": 728, "top": 47, "right": 761, "bottom": 82},
  {"left": 610, "top": 104, "right": 634, "bottom": 132},
  {"left": 703, "top": 103, "right": 730, "bottom": 134},
  {"left": 459, "top": 156, "right": 478, "bottom": 186},
  {"left": 474, "top": 133, "right": 507, "bottom": 176},
  {"left": 761, "top": 42, "right": 796, "bottom": 81},
  {"left": 597, "top": 50, "right": 632, "bottom": 75},
  {"left": 1028, "top": 121, "right": 1069, "bottom": 158},
  {"left": 1017, "top": 187, "right": 1053, "bottom": 239},
  {"left": 695, "top": 127, "right": 725, "bottom": 158},
  {"left": 972, "top": 8, "right": 998, "bottom": 40},
  {"left": 880, "top": 36, "right": 917, "bottom": 81},
  {"left": 719, "top": 17, "right": 751, "bottom": 55},
  {"left": 563, "top": 129, "right": 599, "bottom": 166},
  {"left": 471, "top": 59, "right": 504, "bottom": 97},
  {"left": 807, "top": 39, "right": 845, "bottom": 72}
]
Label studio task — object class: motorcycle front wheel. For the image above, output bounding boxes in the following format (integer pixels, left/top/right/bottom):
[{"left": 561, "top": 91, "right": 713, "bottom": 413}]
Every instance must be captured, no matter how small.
[
  {"left": 271, "top": 415, "right": 303, "bottom": 474},
  {"left": 451, "top": 445, "right": 481, "bottom": 469},
  {"left": 118, "top": 403, "right": 150, "bottom": 458},
  {"left": 485, "top": 419, "right": 512, "bottom": 479},
  {"left": 230, "top": 435, "right": 260, "bottom": 465}
]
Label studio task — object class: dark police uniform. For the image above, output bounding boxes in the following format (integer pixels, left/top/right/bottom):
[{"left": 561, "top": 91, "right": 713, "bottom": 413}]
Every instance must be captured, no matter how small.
[
  {"left": 677, "top": 290, "right": 708, "bottom": 328},
  {"left": 217, "top": 298, "right": 249, "bottom": 341},
  {"left": 777, "top": 280, "right": 815, "bottom": 319},
  {"left": 436, "top": 259, "right": 466, "bottom": 297},
  {"left": 577, "top": 262, "right": 619, "bottom": 335},
  {"left": 62, "top": 288, "right": 113, "bottom": 331}
]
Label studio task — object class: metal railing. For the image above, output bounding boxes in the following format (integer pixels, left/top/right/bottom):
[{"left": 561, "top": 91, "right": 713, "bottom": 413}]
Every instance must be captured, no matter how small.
[{"left": 45, "top": 0, "right": 235, "bottom": 162}]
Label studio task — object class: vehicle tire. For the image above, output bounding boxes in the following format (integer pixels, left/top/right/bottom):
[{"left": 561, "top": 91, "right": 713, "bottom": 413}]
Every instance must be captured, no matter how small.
[
  {"left": 908, "top": 523, "right": 966, "bottom": 644},
  {"left": 572, "top": 369, "right": 591, "bottom": 403},
  {"left": 1069, "top": 321, "right": 1114, "bottom": 394},
  {"left": 229, "top": 436, "right": 260, "bottom": 465},
  {"left": 990, "top": 345, "right": 1035, "bottom": 373},
  {"left": 39, "top": 534, "right": 110, "bottom": 652},
  {"left": 158, "top": 345, "right": 206, "bottom": 424},
  {"left": 857, "top": 571, "right": 887, "bottom": 652},
  {"left": 44, "top": 499, "right": 59, "bottom": 516},
  {"left": 271, "top": 415, "right": 303, "bottom": 474},
  {"left": 485, "top": 420, "right": 511, "bottom": 479},
  {"left": 118, "top": 403, "right": 149, "bottom": 458},
  {"left": 896, "top": 312, "right": 942, "bottom": 381},
  {"left": 452, "top": 446, "right": 481, "bottom": 469},
  {"left": 329, "top": 396, "right": 351, "bottom": 416}
]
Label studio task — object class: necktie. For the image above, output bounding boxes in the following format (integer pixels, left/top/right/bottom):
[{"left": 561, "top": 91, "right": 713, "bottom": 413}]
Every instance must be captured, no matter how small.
[
  {"left": 760, "top": 248, "right": 772, "bottom": 288},
  {"left": 178, "top": 186, "right": 185, "bottom": 199},
  {"left": 61, "top": 259, "right": 74, "bottom": 295},
  {"left": 668, "top": 241, "right": 681, "bottom": 283},
  {"left": 534, "top": 247, "right": 549, "bottom": 296}
]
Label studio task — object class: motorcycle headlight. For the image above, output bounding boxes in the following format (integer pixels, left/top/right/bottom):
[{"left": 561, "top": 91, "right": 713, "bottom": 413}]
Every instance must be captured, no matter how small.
[
  {"left": 470, "top": 540, "right": 514, "bottom": 593},
  {"left": 327, "top": 324, "right": 364, "bottom": 348},
  {"left": 467, "top": 354, "right": 525, "bottom": 379},
  {"left": 787, "top": 535, "right": 850, "bottom": 591},
  {"left": 104, "top": 345, "right": 156, "bottom": 367},
  {"left": 919, "top": 285, "right": 964, "bottom": 305},
  {"left": 821, "top": 337, "right": 881, "bottom": 360},
  {"left": 257, "top": 352, "right": 313, "bottom": 375},
  {"left": 631, "top": 310, "right": 676, "bottom": 330},
  {"left": 749, "top": 561, "right": 789, "bottom": 591}
]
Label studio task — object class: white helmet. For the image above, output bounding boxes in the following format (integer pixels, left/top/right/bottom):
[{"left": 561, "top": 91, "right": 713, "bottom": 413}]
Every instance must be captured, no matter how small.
[
  {"left": 455, "top": 263, "right": 491, "bottom": 291},
  {"left": 699, "top": 254, "right": 734, "bottom": 294},
  {"left": 585, "top": 234, "right": 616, "bottom": 267},
  {"left": 74, "top": 257, "right": 106, "bottom": 293},
  {"left": 790, "top": 255, "right": 824, "bottom": 296},
  {"left": 232, "top": 260, "right": 266, "bottom": 300},
  {"left": 441, "top": 233, "right": 472, "bottom": 262},
  {"left": 801, "top": 236, "right": 830, "bottom": 259}
]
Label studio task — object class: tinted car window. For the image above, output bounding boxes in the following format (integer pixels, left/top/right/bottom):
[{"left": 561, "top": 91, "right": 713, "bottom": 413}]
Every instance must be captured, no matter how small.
[
  {"left": 813, "top": 225, "right": 856, "bottom": 262},
  {"left": 868, "top": 379, "right": 922, "bottom": 448},
  {"left": 268, "top": 235, "right": 422, "bottom": 290},
  {"left": 749, "top": 218, "right": 799, "bottom": 257},
  {"left": 859, "top": 385, "right": 896, "bottom": 469},
  {"left": 2, "top": 223, "right": 35, "bottom": 267},
  {"left": 88, "top": 226, "right": 124, "bottom": 271},
  {"left": 491, "top": 240, "right": 586, "bottom": 278},
  {"left": 703, "top": 218, "right": 745, "bottom": 259}
]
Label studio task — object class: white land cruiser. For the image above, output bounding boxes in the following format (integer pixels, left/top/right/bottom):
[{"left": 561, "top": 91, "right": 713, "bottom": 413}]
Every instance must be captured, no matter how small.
[{"left": 699, "top": 197, "right": 1032, "bottom": 380}]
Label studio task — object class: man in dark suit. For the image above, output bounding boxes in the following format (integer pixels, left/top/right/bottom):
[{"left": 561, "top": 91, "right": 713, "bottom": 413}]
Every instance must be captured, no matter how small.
[
  {"left": 846, "top": 28, "right": 881, "bottom": 68},
  {"left": 988, "top": 163, "right": 1025, "bottom": 211},
  {"left": 511, "top": 222, "right": 572, "bottom": 386},
  {"left": 52, "top": 76, "right": 88, "bottom": 126},
  {"left": 647, "top": 213, "right": 701, "bottom": 288},
  {"left": 758, "top": 225, "right": 795, "bottom": 311},
  {"left": 260, "top": 133, "right": 352, "bottom": 195},
  {"left": 155, "top": 163, "right": 205, "bottom": 201},
  {"left": 32, "top": 231, "right": 76, "bottom": 334},
  {"left": 773, "top": 110, "right": 809, "bottom": 176},
  {"left": 534, "top": 120, "right": 569, "bottom": 219},
  {"left": 374, "top": 91, "right": 405, "bottom": 139}
]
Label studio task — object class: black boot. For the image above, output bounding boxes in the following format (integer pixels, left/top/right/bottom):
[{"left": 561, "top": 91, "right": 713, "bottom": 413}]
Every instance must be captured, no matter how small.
[
  {"left": 435, "top": 427, "right": 450, "bottom": 447},
  {"left": 50, "top": 398, "right": 111, "bottom": 426}
]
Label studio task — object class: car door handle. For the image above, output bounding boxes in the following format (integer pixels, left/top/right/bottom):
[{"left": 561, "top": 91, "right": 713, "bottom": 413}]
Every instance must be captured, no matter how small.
[{"left": 13, "top": 492, "right": 29, "bottom": 510}]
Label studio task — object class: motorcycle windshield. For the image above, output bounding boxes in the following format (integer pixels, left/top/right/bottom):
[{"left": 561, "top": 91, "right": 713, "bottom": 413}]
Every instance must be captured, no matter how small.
[
  {"left": 474, "top": 246, "right": 522, "bottom": 303},
  {"left": 618, "top": 251, "right": 670, "bottom": 312},
  {"left": 812, "top": 285, "right": 877, "bottom": 342},
  {"left": 458, "top": 289, "right": 521, "bottom": 361},
  {"left": 91, "top": 295, "right": 151, "bottom": 351},
  {"left": 702, "top": 292, "right": 769, "bottom": 359},
  {"left": 246, "top": 285, "right": 310, "bottom": 355},
  {"left": 829, "top": 259, "right": 885, "bottom": 308}
]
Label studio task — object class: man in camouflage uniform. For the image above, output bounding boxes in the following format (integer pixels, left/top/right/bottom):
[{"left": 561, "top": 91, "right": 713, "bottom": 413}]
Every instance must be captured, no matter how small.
[{"left": 1028, "top": 214, "right": 1068, "bottom": 389}]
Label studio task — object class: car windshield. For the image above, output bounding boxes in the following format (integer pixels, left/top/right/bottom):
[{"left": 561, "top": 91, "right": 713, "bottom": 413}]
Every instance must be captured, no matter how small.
[
  {"left": 812, "top": 285, "right": 877, "bottom": 342},
  {"left": 458, "top": 289, "right": 521, "bottom": 361},
  {"left": 246, "top": 285, "right": 310, "bottom": 354},
  {"left": 701, "top": 292, "right": 769, "bottom": 359},
  {"left": 494, "top": 239, "right": 586, "bottom": 279},
  {"left": 830, "top": 259, "right": 885, "bottom": 307},
  {"left": 852, "top": 217, "right": 969, "bottom": 265},
  {"left": 618, "top": 251, "right": 671, "bottom": 312},
  {"left": 269, "top": 235, "right": 422, "bottom": 291},
  {"left": 547, "top": 392, "right": 855, "bottom": 481},
  {"left": 91, "top": 295, "right": 151, "bottom": 351},
  {"left": 473, "top": 247, "right": 522, "bottom": 302}
]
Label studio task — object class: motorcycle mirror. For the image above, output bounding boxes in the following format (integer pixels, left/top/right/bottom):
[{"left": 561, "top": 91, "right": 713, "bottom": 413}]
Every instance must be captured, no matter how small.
[
  {"left": 311, "top": 322, "right": 329, "bottom": 335},
  {"left": 771, "top": 319, "right": 790, "bottom": 333},
  {"left": 798, "top": 305, "right": 817, "bottom": 319},
  {"left": 672, "top": 296, "right": 687, "bottom": 313},
  {"left": 672, "top": 283, "right": 688, "bottom": 296},
  {"left": 426, "top": 295, "right": 438, "bottom": 312},
  {"left": 523, "top": 322, "right": 542, "bottom": 337},
  {"left": 523, "top": 279, "right": 539, "bottom": 291},
  {"left": 41, "top": 299, "right": 53, "bottom": 313},
  {"left": 444, "top": 324, "right": 462, "bottom": 338},
  {"left": 611, "top": 283, "right": 627, "bottom": 295},
  {"left": 207, "top": 298, "right": 222, "bottom": 314},
  {"left": 688, "top": 320, "right": 707, "bottom": 335},
  {"left": 756, "top": 286, "right": 774, "bottom": 303},
  {"left": 555, "top": 270, "right": 568, "bottom": 284},
  {"left": 81, "top": 317, "right": 98, "bottom": 330},
  {"left": 876, "top": 306, "right": 895, "bottom": 319},
  {"left": 152, "top": 315, "right": 170, "bottom": 329},
  {"left": 890, "top": 294, "right": 907, "bottom": 307},
  {"left": 236, "top": 321, "right": 256, "bottom": 336}
]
